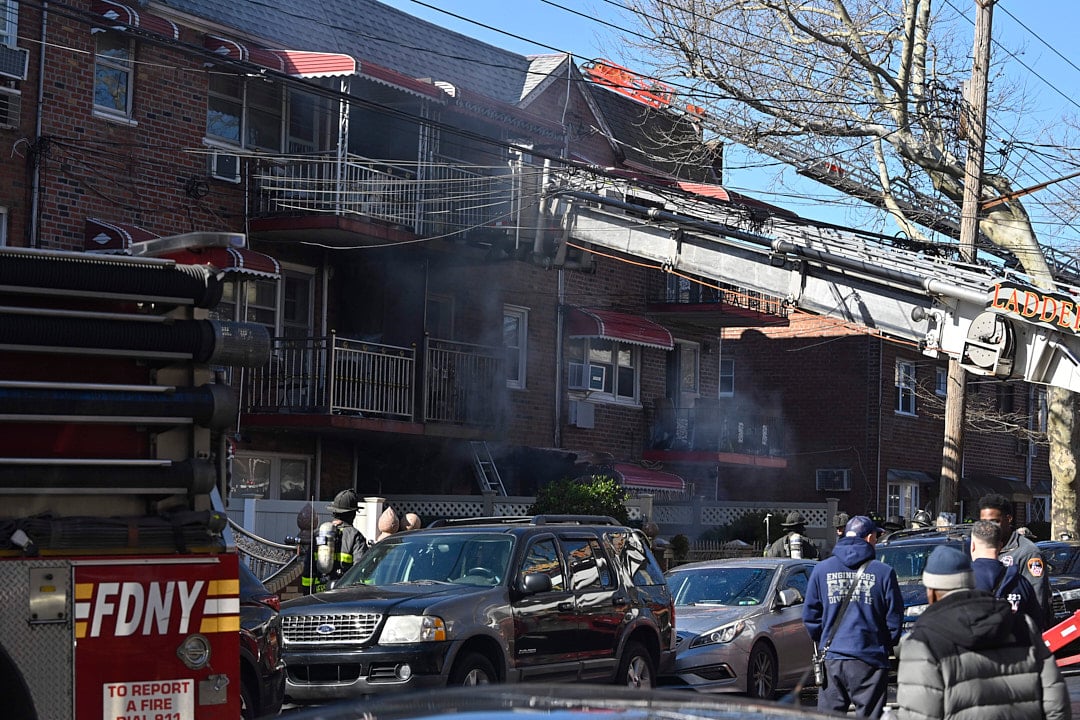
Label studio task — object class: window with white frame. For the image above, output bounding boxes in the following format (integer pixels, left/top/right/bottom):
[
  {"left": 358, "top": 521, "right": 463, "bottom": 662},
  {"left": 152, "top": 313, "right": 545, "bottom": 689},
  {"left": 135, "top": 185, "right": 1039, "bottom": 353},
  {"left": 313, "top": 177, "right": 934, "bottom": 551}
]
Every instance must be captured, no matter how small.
[
  {"left": 1036, "top": 387, "right": 1048, "bottom": 434},
  {"left": 230, "top": 452, "right": 310, "bottom": 501},
  {"left": 935, "top": 366, "right": 947, "bottom": 396},
  {"left": 207, "top": 72, "right": 330, "bottom": 153},
  {"left": 887, "top": 482, "right": 919, "bottom": 519},
  {"left": 678, "top": 341, "right": 700, "bottom": 395},
  {"left": 816, "top": 468, "right": 850, "bottom": 492},
  {"left": 567, "top": 338, "right": 639, "bottom": 404},
  {"left": 211, "top": 268, "right": 313, "bottom": 338},
  {"left": 895, "top": 360, "right": 916, "bottom": 415},
  {"left": 0, "top": 1, "right": 17, "bottom": 47},
  {"left": 718, "top": 357, "right": 734, "bottom": 397},
  {"left": 503, "top": 305, "right": 528, "bottom": 390},
  {"left": 94, "top": 31, "right": 133, "bottom": 117}
]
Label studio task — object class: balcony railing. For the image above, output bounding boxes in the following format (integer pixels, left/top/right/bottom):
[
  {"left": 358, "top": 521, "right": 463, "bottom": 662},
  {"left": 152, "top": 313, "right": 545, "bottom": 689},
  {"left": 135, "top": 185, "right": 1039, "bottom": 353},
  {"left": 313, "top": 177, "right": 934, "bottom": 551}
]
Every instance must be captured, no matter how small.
[
  {"left": 649, "top": 402, "right": 785, "bottom": 457},
  {"left": 253, "top": 152, "right": 516, "bottom": 237},
  {"left": 241, "top": 334, "right": 503, "bottom": 427}
]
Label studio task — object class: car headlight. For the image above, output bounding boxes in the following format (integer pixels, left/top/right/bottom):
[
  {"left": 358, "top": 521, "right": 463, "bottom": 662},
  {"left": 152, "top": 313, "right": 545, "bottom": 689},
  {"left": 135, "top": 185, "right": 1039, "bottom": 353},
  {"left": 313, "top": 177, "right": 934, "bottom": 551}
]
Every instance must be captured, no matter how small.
[
  {"left": 1059, "top": 588, "right": 1080, "bottom": 602},
  {"left": 905, "top": 603, "right": 928, "bottom": 620},
  {"left": 379, "top": 615, "right": 447, "bottom": 644},
  {"left": 688, "top": 620, "right": 745, "bottom": 648}
]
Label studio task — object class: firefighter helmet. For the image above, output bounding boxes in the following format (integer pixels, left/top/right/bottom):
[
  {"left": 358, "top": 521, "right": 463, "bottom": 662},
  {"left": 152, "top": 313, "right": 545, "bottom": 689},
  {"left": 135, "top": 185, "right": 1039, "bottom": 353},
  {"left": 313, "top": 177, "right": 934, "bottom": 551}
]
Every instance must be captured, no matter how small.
[
  {"left": 911, "top": 510, "right": 933, "bottom": 528},
  {"left": 327, "top": 489, "right": 358, "bottom": 516}
]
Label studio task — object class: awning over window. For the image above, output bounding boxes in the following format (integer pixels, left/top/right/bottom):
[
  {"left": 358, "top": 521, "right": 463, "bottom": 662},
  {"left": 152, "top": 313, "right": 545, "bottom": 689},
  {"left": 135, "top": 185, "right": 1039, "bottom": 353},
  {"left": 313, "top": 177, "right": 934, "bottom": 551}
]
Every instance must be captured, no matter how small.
[
  {"left": 160, "top": 247, "right": 281, "bottom": 278},
  {"left": 84, "top": 217, "right": 160, "bottom": 252},
  {"left": 360, "top": 61, "right": 447, "bottom": 100},
  {"left": 887, "top": 469, "right": 937, "bottom": 484},
  {"left": 204, "top": 35, "right": 357, "bottom": 78},
  {"left": 91, "top": 0, "right": 180, "bottom": 39},
  {"left": 959, "top": 474, "right": 1033, "bottom": 503},
  {"left": 566, "top": 307, "right": 674, "bottom": 350},
  {"left": 614, "top": 463, "right": 686, "bottom": 492}
]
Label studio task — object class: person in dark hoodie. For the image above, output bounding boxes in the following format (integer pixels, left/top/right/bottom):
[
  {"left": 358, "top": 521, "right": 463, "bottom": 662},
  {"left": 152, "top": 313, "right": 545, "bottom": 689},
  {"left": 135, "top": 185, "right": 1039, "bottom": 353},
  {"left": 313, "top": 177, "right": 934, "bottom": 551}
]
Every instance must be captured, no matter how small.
[
  {"left": 896, "top": 545, "right": 1069, "bottom": 720},
  {"left": 803, "top": 515, "right": 903, "bottom": 718},
  {"left": 970, "top": 519, "right": 1040, "bottom": 624}
]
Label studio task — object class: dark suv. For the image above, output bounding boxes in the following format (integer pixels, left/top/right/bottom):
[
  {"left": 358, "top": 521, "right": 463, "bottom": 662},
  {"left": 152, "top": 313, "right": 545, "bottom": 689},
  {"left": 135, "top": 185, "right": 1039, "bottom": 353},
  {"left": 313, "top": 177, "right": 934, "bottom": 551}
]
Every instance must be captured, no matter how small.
[
  {"left": 875, "top": 525, "right": 971, "bottom": 635},
  {"left": 278, "top": 515, "right": 675, "bottom": 702}
]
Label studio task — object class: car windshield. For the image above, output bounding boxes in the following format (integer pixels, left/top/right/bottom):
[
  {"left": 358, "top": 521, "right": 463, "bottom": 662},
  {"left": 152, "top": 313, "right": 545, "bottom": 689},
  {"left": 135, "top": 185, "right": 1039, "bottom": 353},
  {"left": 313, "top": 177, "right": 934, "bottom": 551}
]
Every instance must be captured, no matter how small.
[
  {"left": 1043, "top": 545, "right": 1080, "bottom": 575},
  {"left": 877, "top": 545, "right": 938, "bottom": 582},
  {"left": 667, "top": 566, "right": 775, "bottom": 606},
  {"left": 338, "top": 533, "right": 513, "bottom": 587}
]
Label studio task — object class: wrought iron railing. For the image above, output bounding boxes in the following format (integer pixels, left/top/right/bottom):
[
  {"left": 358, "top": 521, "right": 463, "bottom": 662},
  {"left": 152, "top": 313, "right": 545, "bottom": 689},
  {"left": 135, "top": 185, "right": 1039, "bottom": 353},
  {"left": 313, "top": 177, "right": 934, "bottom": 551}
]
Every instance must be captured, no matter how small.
[
  {"left": 229, "top": 518, "right": 302, "bottom": 593},
  {"left": 252, "top": 152, "right": 517, "bottom": 237},
  {"left": 241, "top": 334, "right": 502, "bottom": 427},
  {"left": 649, "top": 402, "right": 785, "bottom": 456}
]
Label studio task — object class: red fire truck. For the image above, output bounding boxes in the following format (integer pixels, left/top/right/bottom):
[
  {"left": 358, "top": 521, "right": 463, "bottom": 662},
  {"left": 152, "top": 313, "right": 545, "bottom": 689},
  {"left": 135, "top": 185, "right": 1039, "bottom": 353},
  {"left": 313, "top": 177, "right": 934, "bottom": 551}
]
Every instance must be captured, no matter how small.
[{"left": 0, "top": 235, "right": 269, "bottom": 719}]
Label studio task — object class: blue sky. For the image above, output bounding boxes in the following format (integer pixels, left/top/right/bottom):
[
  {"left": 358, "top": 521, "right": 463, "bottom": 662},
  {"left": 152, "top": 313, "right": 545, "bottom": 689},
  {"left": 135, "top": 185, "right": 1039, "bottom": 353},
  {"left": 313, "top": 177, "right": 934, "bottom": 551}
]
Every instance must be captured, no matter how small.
[{"left": 380, "top": 0, "right": 1080, "bottom": 247}]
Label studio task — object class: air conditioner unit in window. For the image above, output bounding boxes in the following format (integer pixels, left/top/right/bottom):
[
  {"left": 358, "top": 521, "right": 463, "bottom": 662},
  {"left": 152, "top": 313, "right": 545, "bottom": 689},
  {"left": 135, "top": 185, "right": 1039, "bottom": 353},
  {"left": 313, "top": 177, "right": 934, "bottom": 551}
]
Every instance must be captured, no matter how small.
[
  {"left": 815, "top": 469, "right": 851, "bottom": 492},
  {"left": 0, "top": 86, "right": 20, "bottom": 129},
  {"left": 208, "top": 150, "right": 241, "bottom": 183},
  {"left": 0, "top": 45, "right": 29, "bottom": 81}
]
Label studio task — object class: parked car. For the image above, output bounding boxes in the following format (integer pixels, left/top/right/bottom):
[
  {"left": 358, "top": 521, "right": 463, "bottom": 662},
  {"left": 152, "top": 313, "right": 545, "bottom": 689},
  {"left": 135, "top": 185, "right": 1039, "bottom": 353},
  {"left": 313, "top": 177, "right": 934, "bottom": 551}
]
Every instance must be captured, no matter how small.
[
  {"left": 239, "top": 560, "right": 286, "bottom": 719},
  {"left": 660, "top": 557, "right": 816, "bottom": 699},
  {"left": 280, "top": 684, "right": 838, "bottom": 720},
  {"left": 277, "top": 515, "right": 675, "bottom": 703},
  {"left": 874, "top": 525, "right": 971, "bottom": 635},
  {"left": 1038, "top": 539, "right": 1080, "bottom": 622}
]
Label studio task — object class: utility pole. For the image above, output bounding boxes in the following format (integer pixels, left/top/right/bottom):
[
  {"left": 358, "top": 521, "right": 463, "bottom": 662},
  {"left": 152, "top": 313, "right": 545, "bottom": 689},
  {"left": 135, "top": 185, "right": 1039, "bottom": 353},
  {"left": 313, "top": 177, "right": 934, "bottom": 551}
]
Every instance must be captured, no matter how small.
[{"left": 938, "top": 0, "right": 994, "bottom": 519}]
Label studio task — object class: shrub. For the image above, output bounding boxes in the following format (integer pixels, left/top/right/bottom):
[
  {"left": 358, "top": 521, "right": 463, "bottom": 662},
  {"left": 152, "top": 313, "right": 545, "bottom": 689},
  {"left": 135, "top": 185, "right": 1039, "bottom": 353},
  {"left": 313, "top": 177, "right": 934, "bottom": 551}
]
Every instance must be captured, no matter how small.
[{"left": 529, "top": 475, "right": 630, "bottom": 525}]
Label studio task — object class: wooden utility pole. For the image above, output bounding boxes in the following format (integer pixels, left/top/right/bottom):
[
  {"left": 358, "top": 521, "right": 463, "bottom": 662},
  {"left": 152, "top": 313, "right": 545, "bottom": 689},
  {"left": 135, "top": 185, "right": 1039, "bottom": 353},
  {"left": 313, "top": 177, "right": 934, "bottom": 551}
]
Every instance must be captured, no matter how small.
[{"left": 938, "top": 0, "right": 995, "bottom": 519}]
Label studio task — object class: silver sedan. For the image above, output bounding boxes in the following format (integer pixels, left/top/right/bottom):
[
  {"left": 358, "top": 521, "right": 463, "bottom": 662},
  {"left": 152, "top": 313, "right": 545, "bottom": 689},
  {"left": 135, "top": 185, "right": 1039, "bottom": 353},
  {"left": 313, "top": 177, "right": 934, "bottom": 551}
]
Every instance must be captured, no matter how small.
[{"left": 662, "top": 557, "right": 817, "bottom": 699}]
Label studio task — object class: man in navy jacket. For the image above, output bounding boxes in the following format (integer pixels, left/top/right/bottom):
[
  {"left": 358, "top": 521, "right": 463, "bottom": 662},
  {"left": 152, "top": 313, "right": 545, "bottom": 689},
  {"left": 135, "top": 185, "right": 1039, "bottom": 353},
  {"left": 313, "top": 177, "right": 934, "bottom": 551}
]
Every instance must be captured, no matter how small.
[{"left": 803, "top": 515, "right": 903, "bottom": 718}]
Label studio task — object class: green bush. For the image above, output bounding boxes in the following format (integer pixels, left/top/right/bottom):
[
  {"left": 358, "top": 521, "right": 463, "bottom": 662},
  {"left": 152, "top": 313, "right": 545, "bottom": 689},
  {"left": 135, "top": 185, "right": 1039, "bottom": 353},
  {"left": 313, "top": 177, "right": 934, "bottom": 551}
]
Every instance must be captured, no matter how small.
[{"left": 529, "top": 475, "right": 630, "bottom": 525}]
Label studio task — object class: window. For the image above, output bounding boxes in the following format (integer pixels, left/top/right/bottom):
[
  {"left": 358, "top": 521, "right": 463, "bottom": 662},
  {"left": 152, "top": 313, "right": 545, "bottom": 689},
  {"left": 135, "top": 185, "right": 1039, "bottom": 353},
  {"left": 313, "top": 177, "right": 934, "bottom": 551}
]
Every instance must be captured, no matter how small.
[
  {"left": 519, "top": 538, "right": 564, "bottom": 591},
  {"left": 567, "top": 338, "right": 639, "bottom": 404},
  {"left": 816, "top": 468, "right": 851, "bottom": 491},
  {"left": 895, "top": 360, "right": 916, "bottom": 415},
  {"left": 503, "top": 305, "right": 528, "bottom": 390},
  {"left": 1036, "top": 388, "right": 1048, "bottom": 434},
  {"left": 718, "top": 357, "right": 734, "bottom": 397},
  {"left": 207, "top": 73, "right": 329, "bottom": 153},
  {"left": 678, "top": 341, "right": 700, "bottom": 395},
  {"left": 94, "top": 31, "right": 133, "bottom": 117},
  {"left": 0, "top": 0, "right": 16, "bottom": 47},
  {"left": 212, "top": 275, "right": 278, "bottom": 335},
  {"left": 1031, "top": 495, "right": 1048, "bottom": 524},
  {"left": 935, "top": 367, "right": 947, "bottom": 396},
  {"left": 230, "top": 452, "right": 310, "bottom": 501},
  {"left": 995, "top": 383, "right": 1015, "bottom": 413},
  {"left": 887, "top": 482, "right": 919, "bottom": 518},
  {"left": 426, "top": 294, "right": 454, "bottom": 339},
  {"left": 562, "top": 537, "right": 614, "bottom": 590}
]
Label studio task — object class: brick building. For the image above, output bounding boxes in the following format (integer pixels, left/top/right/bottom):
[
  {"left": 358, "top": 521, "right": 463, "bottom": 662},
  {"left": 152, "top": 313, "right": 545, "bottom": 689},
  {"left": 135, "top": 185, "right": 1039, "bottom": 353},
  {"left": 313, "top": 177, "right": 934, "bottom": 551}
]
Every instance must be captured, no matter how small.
[{"left": 0, "top": 0, "right": 1052, "bottom": 527}]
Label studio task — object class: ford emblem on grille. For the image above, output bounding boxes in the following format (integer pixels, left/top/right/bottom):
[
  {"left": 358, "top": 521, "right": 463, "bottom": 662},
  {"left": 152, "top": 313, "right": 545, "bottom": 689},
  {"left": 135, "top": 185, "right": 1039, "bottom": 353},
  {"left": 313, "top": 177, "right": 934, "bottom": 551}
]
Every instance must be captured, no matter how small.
[{"left": 316, "top": 624, "right": 336, "bottom": 635}]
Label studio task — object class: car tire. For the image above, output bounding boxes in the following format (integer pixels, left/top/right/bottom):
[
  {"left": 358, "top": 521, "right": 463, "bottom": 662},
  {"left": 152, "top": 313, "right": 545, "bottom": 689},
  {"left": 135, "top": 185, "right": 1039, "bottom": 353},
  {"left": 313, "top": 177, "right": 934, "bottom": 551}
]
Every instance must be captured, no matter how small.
[
  {"left": 747, "top": 641, "right": 779, "bottom": 699},
  {"left": 616, "top": 641, "right": 655, "bottom": 689},
  {"left": 449, "top": 652, "right": 497, "bottom": 686},
  {"left": 240, "top": 680, "right": 256, "bottom": 720}
]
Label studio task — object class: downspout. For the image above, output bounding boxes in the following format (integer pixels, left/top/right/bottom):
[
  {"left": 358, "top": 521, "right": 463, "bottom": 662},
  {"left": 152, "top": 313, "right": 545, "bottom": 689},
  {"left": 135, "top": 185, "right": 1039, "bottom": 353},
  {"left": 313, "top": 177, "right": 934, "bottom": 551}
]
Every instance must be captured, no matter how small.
[
  {"left": 554, "top": 268, "right": 565, "bottom": 448},
  {"left": 1026, "top": 383, "right": 1035, "bottom": 503},
  {"left": 29, "top": 2, "right": 48, "bottom": 248},
  {"left": 876, "top": 337, "right": 883, "bottom": 513}
]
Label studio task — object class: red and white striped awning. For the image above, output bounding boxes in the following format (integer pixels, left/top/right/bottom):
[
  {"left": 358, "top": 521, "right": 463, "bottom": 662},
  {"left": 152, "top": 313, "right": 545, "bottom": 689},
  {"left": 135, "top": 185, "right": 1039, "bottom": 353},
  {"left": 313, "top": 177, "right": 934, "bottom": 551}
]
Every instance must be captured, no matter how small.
[
  {"left": 567, "top": 307, "right": 674, "bottom": 350},
  {"left": 91, "top": 0, "right": 180, "bottom": 39},
  {"left": 204, "top": 35, "right": 357, "bottom": 78},
  {"left": 84, "top": 217, "right": 160, "bottom": 253},
  {"left": 159, "top": 247, "right": 281, "bottom": 279},
  {"left": 614, "top": 463, "right": 686, "bottom": 492}
]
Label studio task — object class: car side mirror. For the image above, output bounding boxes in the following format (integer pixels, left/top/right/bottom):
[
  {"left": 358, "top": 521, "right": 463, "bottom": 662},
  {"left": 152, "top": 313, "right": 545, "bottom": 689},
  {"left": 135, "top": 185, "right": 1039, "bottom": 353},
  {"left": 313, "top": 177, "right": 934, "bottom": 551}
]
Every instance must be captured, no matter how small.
[
  {"left": 521, "top": 572, "right": 553, "bottom": 595},
  {"left": 776, "top": 587, "right": 803, "bottom": 608}
]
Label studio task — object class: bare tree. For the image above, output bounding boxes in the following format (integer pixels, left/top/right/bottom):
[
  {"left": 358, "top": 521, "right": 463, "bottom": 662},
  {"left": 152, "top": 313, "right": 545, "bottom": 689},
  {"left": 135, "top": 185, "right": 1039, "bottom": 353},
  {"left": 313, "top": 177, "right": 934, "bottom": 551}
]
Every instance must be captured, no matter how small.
[{"left": 616, "top": 0, "right": 1080, "bottom": 535}]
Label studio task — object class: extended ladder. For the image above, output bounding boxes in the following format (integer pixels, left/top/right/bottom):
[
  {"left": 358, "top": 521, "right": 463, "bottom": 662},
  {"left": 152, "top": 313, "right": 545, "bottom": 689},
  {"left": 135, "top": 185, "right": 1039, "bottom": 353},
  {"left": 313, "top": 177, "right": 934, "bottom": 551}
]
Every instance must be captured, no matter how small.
[{"left": 470, "top": 441, "right": 506, "bottom": 496}]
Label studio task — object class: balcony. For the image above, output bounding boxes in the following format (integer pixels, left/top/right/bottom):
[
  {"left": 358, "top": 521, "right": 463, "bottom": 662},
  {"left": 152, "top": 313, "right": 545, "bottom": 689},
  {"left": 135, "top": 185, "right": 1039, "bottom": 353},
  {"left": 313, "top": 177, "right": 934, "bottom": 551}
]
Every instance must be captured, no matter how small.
[
  {"left": 647, "top": 274, "right": 790, "bottom": 329},
  {"left": 251, "top": 152, "right": 517, "bottom": 240},
  {"left": 645, "top": 400, "right": 787, "bottom": 468},
  {"left": 241, "top": 334, "right": 504, "bottom": 431}
]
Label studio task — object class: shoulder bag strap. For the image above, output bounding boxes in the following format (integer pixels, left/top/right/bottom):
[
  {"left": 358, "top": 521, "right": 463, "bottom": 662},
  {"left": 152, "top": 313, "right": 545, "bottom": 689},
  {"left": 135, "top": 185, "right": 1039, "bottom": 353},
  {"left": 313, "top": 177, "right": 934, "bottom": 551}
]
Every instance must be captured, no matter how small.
[{"left": 821, "top": 559, "right": 871, "bottom": 654}]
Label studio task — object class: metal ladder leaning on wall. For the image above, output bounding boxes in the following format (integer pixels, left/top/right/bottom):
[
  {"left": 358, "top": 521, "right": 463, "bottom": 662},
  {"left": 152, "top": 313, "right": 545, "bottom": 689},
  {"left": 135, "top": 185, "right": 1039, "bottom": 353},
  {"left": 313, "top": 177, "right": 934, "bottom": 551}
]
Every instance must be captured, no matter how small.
[{"left": 470, "top": 441, "right": 507, "bottom": 495}]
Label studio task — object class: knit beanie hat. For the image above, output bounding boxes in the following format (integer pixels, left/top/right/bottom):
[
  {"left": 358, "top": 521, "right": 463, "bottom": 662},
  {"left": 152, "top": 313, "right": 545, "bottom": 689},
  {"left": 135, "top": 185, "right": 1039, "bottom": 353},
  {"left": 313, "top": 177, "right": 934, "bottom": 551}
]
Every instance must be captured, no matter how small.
[{"left": 922, "top": 545, "right": 975, "bottom": 591}]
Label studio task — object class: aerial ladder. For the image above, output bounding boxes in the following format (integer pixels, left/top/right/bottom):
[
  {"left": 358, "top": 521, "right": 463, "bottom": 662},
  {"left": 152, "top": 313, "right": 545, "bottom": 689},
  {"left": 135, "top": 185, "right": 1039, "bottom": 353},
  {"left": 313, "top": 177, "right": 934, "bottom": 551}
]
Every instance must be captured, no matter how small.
[{"left": 544, "top": 173, "right": 1080, "bottom": 394}]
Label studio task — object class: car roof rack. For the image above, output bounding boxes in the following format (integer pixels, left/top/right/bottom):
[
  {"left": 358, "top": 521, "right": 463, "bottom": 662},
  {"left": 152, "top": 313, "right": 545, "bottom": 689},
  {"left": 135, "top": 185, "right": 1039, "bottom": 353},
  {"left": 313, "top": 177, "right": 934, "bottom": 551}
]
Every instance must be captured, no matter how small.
[{"left": 428, "top": 515, "right": 621, "bottom": 528}]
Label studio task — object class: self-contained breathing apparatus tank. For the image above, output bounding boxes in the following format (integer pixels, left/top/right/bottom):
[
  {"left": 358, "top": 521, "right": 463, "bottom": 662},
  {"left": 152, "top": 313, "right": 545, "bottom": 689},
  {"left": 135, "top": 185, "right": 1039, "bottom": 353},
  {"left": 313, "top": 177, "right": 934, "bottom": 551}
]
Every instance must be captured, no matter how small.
[
  {"left": 788, "top": 532, "right": 803, "bottom": 559},
  {"left": 315, "top": 520, "right": 340, "bottom": 577}
]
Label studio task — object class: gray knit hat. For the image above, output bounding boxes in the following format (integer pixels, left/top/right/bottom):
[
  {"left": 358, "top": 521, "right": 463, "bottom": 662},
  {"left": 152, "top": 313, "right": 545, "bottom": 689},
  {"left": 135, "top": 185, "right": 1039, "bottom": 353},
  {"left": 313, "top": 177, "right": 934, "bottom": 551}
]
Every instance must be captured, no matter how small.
[{"left": 922, "top": 545, "right": 975, "bottom": 591}]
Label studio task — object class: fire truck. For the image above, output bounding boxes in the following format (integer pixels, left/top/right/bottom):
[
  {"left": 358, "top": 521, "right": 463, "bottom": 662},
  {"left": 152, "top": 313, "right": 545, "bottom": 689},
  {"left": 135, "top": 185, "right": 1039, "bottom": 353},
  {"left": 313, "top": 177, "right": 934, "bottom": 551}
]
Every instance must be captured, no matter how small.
[{"left": 0, "top": 234, "right": 270, "bottom": 719}]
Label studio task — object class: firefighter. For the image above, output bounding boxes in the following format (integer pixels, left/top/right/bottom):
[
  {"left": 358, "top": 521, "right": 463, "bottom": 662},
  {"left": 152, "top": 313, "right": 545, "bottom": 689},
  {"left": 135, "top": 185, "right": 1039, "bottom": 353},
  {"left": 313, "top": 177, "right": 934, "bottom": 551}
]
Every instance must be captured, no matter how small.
[
  {"left": 296, "top": 504, "right": 322, "bottom": 595},
  {"left": 911, "top": 509, "right": 933, "bottom": 529},
  {"left": 311, "top": 490, "right": 368, "bottom": 592},
  {"left": 764, "top": 512, "right": 819, "bottom": 559}
]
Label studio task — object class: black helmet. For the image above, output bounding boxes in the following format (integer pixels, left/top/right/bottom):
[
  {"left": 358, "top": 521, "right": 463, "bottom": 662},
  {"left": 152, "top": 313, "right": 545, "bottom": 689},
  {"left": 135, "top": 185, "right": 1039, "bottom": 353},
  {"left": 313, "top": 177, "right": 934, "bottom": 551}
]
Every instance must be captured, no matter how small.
[
  {"left": 327, "top": 489, "right": 358, "bottom": 516},
  {"left": 911, "top": 510, "right": 932, "bottom": 527},
  {"left": 781, "top": 511, "right": 808, "bottom": 528},
  {"left": 884, "top": 514, "right": 905, "bottom": 531}
]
